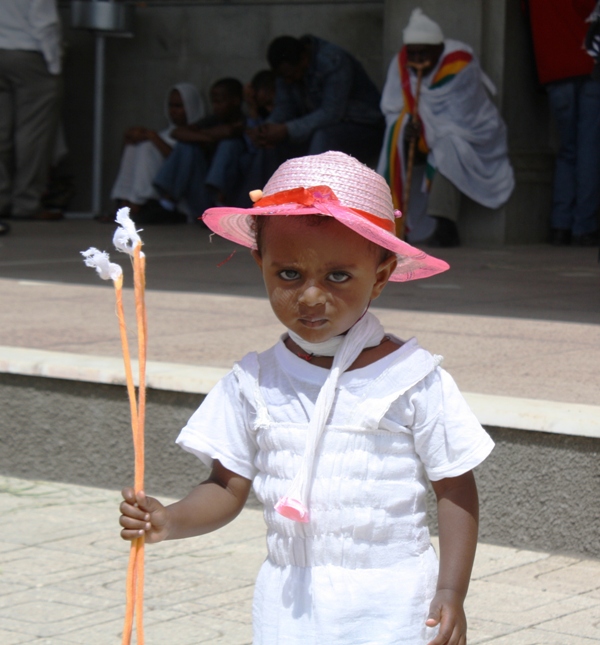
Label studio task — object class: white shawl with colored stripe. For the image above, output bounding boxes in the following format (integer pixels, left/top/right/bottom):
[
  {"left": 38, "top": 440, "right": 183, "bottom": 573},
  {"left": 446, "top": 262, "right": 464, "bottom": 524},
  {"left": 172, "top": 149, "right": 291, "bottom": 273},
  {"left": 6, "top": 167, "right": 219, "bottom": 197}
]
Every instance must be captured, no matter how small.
[{"left": 377, "top": 39, "right": 514, "bottom": 210}]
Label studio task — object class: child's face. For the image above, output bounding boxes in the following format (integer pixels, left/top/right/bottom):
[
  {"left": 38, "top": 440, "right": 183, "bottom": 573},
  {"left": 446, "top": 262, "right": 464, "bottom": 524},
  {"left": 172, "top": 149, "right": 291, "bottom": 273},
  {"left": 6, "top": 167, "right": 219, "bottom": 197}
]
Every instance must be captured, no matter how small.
[
  {"left": 255, "top": 87, "right": 275, "bottom": 118},
  {"left": 252, "top": 217, "right": 397, "bottom": 343},
  {"left": 168, "top": 90, "right": 187, "bottom": 126},
  {"left": 210, "top": 87, "right": 241, "bottom": 121}
]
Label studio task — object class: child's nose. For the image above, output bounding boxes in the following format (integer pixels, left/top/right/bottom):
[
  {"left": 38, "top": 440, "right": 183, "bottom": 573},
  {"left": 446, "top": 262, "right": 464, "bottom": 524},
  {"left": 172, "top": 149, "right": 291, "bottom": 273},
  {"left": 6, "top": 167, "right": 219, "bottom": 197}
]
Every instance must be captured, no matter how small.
[{"left": 299, "top": 284, "right": 326, "bottom": 306}]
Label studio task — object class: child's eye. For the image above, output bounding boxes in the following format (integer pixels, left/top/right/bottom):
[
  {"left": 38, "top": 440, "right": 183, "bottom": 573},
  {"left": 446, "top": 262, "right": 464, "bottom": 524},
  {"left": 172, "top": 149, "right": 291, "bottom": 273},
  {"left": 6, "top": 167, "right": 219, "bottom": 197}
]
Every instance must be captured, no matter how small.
[
  {"left": 328, "top": 272, "right": 350, "bottom": 283},
  {"left": 279, "top": 269, "right": 300, "bottom": 281}
]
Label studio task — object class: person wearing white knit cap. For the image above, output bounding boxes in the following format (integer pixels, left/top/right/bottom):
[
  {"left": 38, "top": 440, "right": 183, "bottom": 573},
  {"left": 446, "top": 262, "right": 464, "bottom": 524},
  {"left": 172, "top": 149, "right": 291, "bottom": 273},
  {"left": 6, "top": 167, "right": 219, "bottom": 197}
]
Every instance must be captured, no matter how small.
[
  {"left": 377, "top": 8, "right": 514, "bottom": 247},
  {"left": 404, "top": 7, "right": 444, "bottom": 45}
]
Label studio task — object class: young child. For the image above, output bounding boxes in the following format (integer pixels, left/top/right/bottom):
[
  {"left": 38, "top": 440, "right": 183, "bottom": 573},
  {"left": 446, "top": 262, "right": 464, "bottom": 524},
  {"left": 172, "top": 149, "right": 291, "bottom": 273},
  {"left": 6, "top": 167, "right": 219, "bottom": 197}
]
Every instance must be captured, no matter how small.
[
  {"left": 108, "top": 83, "right": 204, "bottom": 222},
  {"left": 120, "top": 151, "right": 494, "bottom": 644},
  {"left": 150, "top": 78, "right": 246, "bottom": 220}
]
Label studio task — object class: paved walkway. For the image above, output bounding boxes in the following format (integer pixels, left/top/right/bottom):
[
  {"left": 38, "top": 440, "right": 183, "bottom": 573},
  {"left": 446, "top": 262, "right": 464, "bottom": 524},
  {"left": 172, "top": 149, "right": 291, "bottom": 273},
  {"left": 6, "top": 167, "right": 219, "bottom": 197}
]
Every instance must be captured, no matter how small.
[
  {"left": 1, "top": 220, "right": 599, "bottom": 643},
  {"left": 0, "top": 219, "right": 599, "bottom": 405},
  {"left": 0, "top": 475, "right": 599, "bottom": 644}
]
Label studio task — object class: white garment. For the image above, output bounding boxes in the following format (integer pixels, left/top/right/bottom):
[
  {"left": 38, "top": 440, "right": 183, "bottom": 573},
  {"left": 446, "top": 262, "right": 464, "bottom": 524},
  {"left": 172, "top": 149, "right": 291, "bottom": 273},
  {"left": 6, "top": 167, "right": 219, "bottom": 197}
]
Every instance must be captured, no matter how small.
[
  {"left": 377, "top": 40, "right": 514, "bottom": 210},
  {"left": 177, "top": 335, "right": 494, "bottom": 644},
  {"left": 0, "top": 0, "right": 62, "bottom": 74},
  {"left": 110, "top": 141, "right": 164, "bottom": 205},
  {"left": 110, "top": 83, "right": 204, "bottom": 205}
]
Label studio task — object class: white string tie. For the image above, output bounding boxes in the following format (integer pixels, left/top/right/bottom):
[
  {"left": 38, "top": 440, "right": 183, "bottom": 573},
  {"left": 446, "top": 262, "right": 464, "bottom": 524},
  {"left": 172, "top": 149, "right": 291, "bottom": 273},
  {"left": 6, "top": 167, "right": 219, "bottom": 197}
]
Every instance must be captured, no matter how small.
[{"left": 275, "top": 312, "right": 385, "bottom": 522}]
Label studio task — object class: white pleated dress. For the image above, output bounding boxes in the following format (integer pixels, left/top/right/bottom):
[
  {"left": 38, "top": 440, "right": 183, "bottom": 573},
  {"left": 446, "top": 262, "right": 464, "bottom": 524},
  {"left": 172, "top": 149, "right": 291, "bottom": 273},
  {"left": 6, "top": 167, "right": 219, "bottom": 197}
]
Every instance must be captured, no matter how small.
[{"left": 177, "top": 336, "right": 494, "bottom": 644}]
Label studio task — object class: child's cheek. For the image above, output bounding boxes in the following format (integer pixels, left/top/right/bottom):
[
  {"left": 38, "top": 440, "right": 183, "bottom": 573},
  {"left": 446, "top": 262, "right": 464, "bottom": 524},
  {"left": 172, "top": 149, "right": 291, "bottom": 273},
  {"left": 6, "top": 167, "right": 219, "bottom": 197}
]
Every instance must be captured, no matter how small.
[{"left": 270, "top": 288, "right": 297, "bottom": 318}]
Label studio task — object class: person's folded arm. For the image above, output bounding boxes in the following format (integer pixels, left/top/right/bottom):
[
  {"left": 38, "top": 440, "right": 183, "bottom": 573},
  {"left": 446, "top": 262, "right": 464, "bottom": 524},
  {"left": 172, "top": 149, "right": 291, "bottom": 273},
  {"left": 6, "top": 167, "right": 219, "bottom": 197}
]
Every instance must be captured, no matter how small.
[{"left": 285, "top": 56, "right": 353, "bottom": 142}]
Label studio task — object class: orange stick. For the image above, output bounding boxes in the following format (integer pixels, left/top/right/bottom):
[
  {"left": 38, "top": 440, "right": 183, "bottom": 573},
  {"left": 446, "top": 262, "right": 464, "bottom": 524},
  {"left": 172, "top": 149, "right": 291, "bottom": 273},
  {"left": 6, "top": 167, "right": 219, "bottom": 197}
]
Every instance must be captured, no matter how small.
[
  {"left": 133, "top": 247, "right": 147, "bottom": 492},
  {"left": 135, "top": 540, "right": 145, "bottom": 643},
  {"left": 114, "top": 274, "right": 139, "bottom": 464},
  {"left": 122, "top": 543, "right": 137, "bottom": 645},
  {"left": 132, "top": 245, "right": 147, "bottom": 644},
  {"left": 115, "top": 274, "right": 139, "bottom": 645}
]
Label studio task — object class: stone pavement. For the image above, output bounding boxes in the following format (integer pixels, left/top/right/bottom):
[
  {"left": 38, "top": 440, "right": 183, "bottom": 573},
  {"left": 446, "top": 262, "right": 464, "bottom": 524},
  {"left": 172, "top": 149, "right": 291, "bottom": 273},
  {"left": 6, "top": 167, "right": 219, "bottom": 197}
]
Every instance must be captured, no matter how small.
[
  {"left": 1, "top": 475, "right": 600, "bottom": 644},
  {"left": 0, "top": 219, "right": 599, "bottom": 406},
  {"left": 1, "top": 219, "right": 600, "bottom": 643}
]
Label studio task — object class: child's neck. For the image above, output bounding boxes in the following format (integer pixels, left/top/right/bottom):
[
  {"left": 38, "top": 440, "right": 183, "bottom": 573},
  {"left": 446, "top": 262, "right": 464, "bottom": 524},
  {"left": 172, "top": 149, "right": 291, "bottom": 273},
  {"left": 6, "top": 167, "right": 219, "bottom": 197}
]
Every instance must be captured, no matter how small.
[
  {"left": 285, "top": 334, "right": 400, "bottom": 371},
  {"left": 287, "top": 329, "right": 346, "bottom": 357}
]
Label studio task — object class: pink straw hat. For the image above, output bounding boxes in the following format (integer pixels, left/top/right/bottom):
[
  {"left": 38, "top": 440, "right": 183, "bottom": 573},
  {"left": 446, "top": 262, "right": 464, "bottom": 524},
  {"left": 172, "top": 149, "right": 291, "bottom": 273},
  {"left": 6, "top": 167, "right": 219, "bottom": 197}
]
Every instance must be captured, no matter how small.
[{"left": 202, "top": 151, "right": 449, "bottom": 282}]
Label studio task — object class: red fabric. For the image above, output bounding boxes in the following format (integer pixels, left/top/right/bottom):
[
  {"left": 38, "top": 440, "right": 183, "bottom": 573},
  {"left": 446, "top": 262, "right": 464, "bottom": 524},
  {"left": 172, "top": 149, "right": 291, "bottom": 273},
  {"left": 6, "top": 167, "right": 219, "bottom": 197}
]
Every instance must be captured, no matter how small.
[
  {"left": 253, "top": 186, "right": 396, "bottom": 234},
  {"left": 528, "top": 0, "right": 594, "bottom": 84},
  {"left": 573, "top": 0, "right": 596, "bottom": 19}
]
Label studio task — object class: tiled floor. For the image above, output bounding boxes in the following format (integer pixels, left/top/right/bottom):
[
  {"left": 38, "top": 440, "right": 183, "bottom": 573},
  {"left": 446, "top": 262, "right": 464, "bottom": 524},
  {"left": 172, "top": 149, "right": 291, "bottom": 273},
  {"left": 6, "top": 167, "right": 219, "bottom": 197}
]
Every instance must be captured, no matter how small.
[
  {"left": 1, "top": 220, "right": 599, "bottom": 643},
  {"left": 0, "top": 476, "right": 599, "bottom": 644}
]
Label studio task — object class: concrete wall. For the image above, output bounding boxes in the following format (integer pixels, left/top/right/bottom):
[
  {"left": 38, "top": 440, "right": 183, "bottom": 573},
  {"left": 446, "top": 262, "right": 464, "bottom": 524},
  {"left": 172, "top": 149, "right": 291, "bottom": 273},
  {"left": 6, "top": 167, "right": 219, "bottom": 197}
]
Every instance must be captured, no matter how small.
[
  {"left": 58, "top": 1, "right": 385, "bottom": 215},
  {"left": 0, "top": 373, "right": 210, "bottom": 500},
  {"left": 2, "top": 373, "right": 598, "bottom": 558}
]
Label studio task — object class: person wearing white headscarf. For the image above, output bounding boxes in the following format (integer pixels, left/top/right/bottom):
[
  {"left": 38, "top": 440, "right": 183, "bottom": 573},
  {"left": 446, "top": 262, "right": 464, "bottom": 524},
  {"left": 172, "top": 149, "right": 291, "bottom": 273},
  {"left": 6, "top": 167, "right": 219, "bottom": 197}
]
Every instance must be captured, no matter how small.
[
  {"left": 108, "top": 83, "right": 204, "bottom": 219},
  {"left": 377, "top": 8, "right": 514, "bottom": 247}
]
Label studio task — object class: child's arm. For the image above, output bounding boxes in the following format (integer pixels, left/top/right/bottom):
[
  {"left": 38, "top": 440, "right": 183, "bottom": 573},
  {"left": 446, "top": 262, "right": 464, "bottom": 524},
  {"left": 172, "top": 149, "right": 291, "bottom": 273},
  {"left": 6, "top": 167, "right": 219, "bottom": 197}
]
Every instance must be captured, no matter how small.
[
  {"left": 122, "top": 127, "right": 172, "bottom": 157},
  {"left": 426, "top": 470, "right": 479, "bottom": 645},
  {"left": 170, "top": 122, "right": 245, "bottom": 146},
  {"left": 119, "top": 460, "right": 252, "bottom": 543}
]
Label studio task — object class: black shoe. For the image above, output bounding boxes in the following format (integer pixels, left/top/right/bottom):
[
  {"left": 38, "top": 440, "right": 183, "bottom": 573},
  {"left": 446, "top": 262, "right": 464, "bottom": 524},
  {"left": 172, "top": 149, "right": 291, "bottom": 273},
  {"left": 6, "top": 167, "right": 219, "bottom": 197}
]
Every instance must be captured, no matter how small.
[
  {"left": 550, "top": 228, "right": 572, "bottom": 246},
  {"left": 0, "top": 220, "right": 10, "bottom": 236},
  {"left": 423, "top": 217, "right": 460, "bottom": 248},
  {"left": 572, "top": 231, "right": 599, "bottom": 247}
]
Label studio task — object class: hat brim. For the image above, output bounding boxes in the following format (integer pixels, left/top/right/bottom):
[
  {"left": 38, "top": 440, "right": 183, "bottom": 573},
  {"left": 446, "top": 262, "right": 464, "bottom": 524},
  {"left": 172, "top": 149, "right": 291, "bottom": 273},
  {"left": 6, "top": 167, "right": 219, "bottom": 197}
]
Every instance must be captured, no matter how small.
[{"left": 202, "top": 203, "right": 449, "bottom": 282}]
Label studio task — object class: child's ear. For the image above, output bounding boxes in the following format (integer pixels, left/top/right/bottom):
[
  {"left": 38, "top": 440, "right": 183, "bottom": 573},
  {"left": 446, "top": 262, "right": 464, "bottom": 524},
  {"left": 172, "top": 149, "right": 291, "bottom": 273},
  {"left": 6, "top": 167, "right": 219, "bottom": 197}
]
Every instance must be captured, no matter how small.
[
  {"left": 251, "top": 249, "right": 263, "bottom": 270},
  {"left": 371, "top": 255, "right": 397, "bottom": 300}
]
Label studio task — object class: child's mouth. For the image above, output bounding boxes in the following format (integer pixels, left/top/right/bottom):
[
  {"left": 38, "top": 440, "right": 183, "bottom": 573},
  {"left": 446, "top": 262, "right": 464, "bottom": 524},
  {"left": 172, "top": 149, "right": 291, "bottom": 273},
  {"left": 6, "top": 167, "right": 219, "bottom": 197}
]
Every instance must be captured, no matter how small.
[{"left": 299, "top": 318, "right": 327, "bottom": 329}]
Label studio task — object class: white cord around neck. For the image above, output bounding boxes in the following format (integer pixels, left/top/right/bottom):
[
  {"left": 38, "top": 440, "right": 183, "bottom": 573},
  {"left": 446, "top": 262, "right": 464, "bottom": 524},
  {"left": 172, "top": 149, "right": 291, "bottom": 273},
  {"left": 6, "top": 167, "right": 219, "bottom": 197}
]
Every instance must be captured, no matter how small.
[
  {"left": 275, "top": 312, "right": 385, "bottom": 523},
  {"left": 287, "top": 319, "right": 384, "bottom": 358}
]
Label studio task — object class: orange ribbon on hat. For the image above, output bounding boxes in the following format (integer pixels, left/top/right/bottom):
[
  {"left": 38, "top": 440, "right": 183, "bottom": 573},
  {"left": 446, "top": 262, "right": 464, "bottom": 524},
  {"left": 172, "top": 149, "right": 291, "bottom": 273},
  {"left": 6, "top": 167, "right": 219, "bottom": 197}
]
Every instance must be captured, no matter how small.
[{"left": 252, "top": 185, "right": 396, "bottom": 234}]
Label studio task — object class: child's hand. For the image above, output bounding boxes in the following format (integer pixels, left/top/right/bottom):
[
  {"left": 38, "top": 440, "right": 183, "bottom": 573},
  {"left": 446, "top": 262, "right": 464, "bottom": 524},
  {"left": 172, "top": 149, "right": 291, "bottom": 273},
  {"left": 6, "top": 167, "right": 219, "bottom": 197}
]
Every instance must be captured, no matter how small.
[
  {"left": 404, "top": 116, "right": 423, "bottom": 142},
  {"left": 426, "top": 589, "right": 467, "bottom": 645},
  {"left": 119, "top": 488, "right": 169, "bottom": 544},
  {"left": 124, "top": 127, "right": 148, "bottom": 144}
]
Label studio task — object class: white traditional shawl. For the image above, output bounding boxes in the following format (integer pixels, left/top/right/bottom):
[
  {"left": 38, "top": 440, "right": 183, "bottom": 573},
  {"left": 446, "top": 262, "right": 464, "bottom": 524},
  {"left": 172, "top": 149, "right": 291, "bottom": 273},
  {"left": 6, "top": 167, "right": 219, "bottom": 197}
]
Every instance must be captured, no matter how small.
[{"left": 377, "top": 39, "right": 514, "bottom": 210}]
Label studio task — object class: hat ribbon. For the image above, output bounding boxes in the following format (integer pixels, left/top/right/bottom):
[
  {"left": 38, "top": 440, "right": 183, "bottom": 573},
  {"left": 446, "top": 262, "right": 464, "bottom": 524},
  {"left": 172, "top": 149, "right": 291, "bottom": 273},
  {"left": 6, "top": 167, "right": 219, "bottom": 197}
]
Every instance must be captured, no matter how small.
[{"left": 253, "top": 185, "right": 397, "bottom": 234}]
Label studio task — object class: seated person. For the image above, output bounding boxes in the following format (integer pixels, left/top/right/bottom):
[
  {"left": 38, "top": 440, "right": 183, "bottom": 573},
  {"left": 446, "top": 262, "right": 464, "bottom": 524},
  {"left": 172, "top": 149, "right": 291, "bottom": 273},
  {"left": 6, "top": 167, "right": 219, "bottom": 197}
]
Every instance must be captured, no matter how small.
[
  {"left": 252, "top": 35, "right": 385, "bottom": 169},
  {"left": 224, "top": 69, "right": 276, "bottom": 207},
  {"left": 377, "top": 9, "right": 514, "bottom": 247},
  {"left": 245, "top": 70, "right": 276, "bottom": 138},
  {"left": 192, "top": 70, "right": 276, "bottom": 209},
  {"left": 148, "top": 78, "right": 245, "bottom": 222},
  {"left": 107, "top": 83, "right": 203, "bottom": 222}
]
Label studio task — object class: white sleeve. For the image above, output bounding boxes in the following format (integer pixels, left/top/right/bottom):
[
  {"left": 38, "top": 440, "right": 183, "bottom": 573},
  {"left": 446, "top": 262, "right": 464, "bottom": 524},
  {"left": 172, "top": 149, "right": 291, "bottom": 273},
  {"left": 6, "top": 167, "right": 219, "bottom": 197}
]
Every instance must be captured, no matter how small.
[
  {"left": 408, "top": 368, "right": 494, "bottom": 481},
  {"left": 176, "top": 371, "right": 258, "bottom": 481}
]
